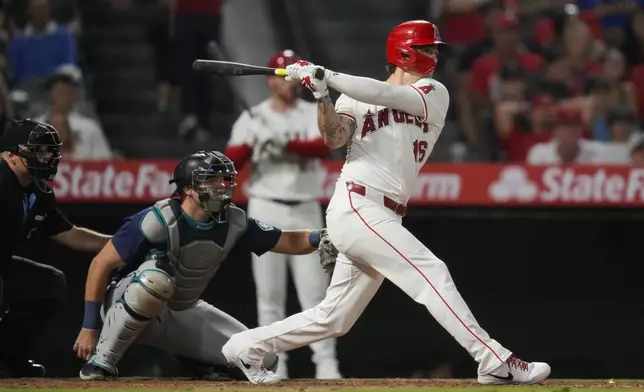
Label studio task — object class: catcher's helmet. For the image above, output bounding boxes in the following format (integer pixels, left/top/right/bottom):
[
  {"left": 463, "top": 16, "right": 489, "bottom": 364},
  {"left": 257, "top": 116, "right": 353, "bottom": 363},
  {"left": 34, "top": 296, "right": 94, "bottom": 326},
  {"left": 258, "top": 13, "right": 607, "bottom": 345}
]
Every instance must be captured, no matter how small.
[
  {"left": 268, "top": 49, "right": 300, "bottom": 69},
  {"left": 386, "top": 20, "right": 446, "bottom": 75},
  {"left": 1, "top": 119, "right": 62, "bottom": 187},
  {"left": 169, "top": 150, "right": 237, "bottom": 222}
]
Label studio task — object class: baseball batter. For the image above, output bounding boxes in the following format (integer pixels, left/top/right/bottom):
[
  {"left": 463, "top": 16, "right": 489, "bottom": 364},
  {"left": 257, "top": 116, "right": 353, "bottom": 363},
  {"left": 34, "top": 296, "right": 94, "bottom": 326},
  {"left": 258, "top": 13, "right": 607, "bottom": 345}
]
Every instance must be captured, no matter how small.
[
  {"left": 222, "top": 21, "right": 551, "bottom": 385},
  {"left": 72, "top": 150, "right": 339, "bottom": 383},
  {"left": 223, "top": 50, "right": 340, "bottom": 379}
]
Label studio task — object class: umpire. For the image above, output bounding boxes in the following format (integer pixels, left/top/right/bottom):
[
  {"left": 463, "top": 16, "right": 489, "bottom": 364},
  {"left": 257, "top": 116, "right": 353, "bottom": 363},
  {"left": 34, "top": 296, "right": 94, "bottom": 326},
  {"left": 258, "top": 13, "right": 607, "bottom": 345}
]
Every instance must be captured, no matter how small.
[{"left": 0, "top": 119, "right": 111, "bottom": 378}]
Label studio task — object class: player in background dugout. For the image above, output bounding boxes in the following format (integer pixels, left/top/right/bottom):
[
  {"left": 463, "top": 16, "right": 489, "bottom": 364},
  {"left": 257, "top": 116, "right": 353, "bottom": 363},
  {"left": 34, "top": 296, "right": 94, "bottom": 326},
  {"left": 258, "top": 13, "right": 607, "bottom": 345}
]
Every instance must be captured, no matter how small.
[
  {"left": 0, "top": 119, "right": 111, "bottom": 378},
  {"left": 223, "top": 50, "right": 341, "bottom": 380}
]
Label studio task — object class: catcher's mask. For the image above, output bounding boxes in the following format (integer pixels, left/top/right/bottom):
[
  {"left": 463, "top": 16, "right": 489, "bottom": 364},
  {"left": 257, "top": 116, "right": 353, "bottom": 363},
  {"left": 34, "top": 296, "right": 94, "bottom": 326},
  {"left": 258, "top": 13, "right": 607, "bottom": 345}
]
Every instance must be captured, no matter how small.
[
  {"left": 169, "top": 150, "right": 237, "bottom": 222},
  {"left": 1, "top": 119, "right": 62, "bottom": 192}
]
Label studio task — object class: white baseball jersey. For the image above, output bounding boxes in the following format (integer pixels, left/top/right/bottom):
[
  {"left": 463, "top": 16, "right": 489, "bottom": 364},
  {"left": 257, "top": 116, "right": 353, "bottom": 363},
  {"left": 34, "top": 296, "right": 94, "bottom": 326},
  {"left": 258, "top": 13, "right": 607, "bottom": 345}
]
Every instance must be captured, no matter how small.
[
  {"left": 335, "top": 78, "right": 450, "bottom": 204},
  {"left": 228, "top": 99, "right": 325, "bottom": 201}
]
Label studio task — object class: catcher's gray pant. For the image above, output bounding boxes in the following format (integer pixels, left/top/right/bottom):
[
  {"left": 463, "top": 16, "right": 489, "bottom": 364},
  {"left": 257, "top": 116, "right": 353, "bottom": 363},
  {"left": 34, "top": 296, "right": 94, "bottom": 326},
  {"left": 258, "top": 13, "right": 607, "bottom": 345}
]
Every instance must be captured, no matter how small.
[{"left": 99, "top": 271, "right": 277, "bottom": 369}]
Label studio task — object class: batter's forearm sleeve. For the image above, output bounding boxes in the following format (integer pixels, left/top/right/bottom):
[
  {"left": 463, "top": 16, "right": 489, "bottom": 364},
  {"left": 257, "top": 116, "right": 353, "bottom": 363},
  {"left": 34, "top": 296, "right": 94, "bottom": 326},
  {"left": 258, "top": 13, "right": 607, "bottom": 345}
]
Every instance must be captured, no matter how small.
[{"left": 325, "top": 71, "right": 425, "bottom": 118}]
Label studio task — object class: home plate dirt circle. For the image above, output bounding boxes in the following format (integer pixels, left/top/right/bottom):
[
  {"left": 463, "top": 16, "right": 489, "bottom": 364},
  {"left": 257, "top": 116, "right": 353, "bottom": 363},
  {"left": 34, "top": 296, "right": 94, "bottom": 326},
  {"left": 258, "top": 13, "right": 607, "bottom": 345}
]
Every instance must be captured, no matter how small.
[{"left": 0, "top": 378, "right": 642, "bottom": 390}]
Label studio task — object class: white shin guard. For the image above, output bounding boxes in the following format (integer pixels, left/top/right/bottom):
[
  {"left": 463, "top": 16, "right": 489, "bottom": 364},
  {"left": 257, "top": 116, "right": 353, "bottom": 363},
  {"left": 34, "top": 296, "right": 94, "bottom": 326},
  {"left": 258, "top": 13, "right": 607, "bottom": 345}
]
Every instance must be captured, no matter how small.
[{"left": 93, "top": 268, "right": 174, "bottom": 372}]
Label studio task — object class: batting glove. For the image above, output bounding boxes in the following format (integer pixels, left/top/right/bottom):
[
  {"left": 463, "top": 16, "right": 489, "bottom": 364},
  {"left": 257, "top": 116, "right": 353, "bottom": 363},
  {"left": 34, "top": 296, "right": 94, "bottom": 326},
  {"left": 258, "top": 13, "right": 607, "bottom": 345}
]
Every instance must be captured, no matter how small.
[
  {"left": 264, "top": 138, "right": 287, "bottom": 158},
  {"left": 285, "top": 61, "right": 329, "bottom": 100}
]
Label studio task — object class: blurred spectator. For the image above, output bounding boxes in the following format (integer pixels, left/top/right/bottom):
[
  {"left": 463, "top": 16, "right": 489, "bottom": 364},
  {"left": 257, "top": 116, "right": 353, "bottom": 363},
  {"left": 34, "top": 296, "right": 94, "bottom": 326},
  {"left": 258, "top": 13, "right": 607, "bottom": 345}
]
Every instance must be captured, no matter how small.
[
  {"left": 531, "top": 2, "right": 600, "bottom": 50},
  {"left": 8, "top": 0, "right": 77, "bottom": 88},
  {"left": 538, "top": 46, "right": 575, "bottom": 99},
  {"left": 602, "top": 48, "right": 638, "bottom": 111},
  {"left": 496, "top": 92, "right": 557, "bottom": 161},
  {"left": 622, "top": 8, "right": 644, "bottom": 67},
  {"left": 460, "top": 11, "right": 542, "bottom": 156},
  {"left": 453, "top": 2, "right": 503, "bottom": 147},
  {"left": 579, "top": 0, "right": 644, "bottom": 46},
  {"left": 34, "top": 72, "right": 112, "bottom": 160},
  {"left": 174, "top": 0, "right": 224, "bottom": 141},
  {"left": 0, "top": 6, "right": 10, "bottom": 84},
  {"left": 606, "top": 107, "right": 640, "bottom": 143},
  {"left": 561, "top": 19, "right": 605, "bottom": 94},
  {"left": 598, "top": 107, "right": 639, "bottom": 162},
  {"left": 587, "top": 78, "right": 614, "bottom": 140},
  {"left": 630, "top": 136, "right": 644, "bottom": 164},
  {"left": 146, "top": 0, "right": 178, "bottom": 113},
  {"left": 0, "top": 74, "right": 12, "bottom": 132},
  {"left": 526, "top": 108, "right": 609, "bottom": 164},
  {"left": 469, "top": 12, "right": 542, "bottom": 102},
  {"left": 441, "top": 0, "right": 492, "bottom": 49}
]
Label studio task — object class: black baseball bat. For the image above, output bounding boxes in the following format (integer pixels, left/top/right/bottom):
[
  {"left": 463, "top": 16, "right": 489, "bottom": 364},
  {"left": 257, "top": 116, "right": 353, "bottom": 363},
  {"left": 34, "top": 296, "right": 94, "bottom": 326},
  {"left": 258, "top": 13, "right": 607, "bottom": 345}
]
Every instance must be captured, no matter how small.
[{"left": 192, "top": 59, "right": 324, "bottom": 79}]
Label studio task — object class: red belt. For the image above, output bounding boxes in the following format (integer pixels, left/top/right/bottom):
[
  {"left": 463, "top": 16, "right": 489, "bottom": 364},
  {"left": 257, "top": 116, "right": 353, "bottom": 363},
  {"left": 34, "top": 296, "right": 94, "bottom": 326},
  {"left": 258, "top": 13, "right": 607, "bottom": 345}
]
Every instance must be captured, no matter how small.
[{"left": 346, "top": 182, "right": 407, "bottom": 217}]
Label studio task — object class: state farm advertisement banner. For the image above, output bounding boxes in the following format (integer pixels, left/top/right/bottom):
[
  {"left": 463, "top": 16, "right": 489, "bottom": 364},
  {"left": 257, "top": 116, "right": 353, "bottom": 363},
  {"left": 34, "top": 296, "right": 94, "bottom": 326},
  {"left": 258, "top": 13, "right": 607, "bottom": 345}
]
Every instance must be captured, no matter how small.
[{"left": 52, "top": 160, "right": 644, "bottom": 207}]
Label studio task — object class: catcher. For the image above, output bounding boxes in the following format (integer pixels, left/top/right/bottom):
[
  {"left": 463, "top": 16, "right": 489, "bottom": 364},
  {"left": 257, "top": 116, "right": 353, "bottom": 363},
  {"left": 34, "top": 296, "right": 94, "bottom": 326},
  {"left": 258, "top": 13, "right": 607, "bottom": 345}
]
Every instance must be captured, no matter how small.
[{"left": 73, "top": 150, "right": 338, "bottom": 381}]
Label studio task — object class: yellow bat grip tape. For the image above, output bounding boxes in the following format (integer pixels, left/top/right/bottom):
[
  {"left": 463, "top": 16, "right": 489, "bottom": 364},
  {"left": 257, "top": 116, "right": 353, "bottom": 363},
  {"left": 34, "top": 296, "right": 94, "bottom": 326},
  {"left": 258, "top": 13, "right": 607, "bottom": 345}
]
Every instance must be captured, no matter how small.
[{"left": 274, "top": 68, "right": 289, "bottom": 77}]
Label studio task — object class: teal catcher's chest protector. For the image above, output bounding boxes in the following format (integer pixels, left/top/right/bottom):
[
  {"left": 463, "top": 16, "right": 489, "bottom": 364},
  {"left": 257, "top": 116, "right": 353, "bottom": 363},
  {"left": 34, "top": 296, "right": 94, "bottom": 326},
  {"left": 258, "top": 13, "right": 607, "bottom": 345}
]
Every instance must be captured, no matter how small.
[{"left": 149, "top": 198, "right": 247, "bottom": 310}]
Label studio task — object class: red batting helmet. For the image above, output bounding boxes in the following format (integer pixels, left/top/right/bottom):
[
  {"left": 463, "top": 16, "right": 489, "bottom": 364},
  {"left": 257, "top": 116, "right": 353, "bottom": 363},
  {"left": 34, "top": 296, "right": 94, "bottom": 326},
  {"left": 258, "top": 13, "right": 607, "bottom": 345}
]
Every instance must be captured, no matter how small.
[
  {"left": 386, "top": 20, "right": 445, "bottom": 75},
  {"left": 268, "top": 49, "right": 300, "bottom": 69}
]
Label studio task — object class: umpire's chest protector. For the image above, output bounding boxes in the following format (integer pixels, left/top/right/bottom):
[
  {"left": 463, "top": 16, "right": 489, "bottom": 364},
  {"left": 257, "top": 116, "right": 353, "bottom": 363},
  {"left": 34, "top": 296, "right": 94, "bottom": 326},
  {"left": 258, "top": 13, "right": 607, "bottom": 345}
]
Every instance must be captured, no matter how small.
[{"left": 150, "top": 199, "right": 247, "bottom": 310}]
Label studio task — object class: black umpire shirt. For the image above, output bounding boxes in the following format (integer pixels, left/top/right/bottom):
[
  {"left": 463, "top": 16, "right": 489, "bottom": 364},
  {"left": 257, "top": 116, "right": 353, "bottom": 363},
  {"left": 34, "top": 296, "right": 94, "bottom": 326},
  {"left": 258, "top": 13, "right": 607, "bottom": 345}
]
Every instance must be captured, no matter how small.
[{"left": 0, "top": 160, "right": 73, "bottom": 278}]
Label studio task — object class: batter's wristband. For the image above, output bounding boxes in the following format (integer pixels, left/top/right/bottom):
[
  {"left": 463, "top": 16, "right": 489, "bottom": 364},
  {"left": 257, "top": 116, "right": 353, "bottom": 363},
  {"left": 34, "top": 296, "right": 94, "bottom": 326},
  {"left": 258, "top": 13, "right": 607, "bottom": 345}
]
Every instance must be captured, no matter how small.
[
  {"left": 309, "top": 230, "right": 321, "bottom": 249},
  {"left": 82, "top": 301, "right": 102, "bottom": 329}
]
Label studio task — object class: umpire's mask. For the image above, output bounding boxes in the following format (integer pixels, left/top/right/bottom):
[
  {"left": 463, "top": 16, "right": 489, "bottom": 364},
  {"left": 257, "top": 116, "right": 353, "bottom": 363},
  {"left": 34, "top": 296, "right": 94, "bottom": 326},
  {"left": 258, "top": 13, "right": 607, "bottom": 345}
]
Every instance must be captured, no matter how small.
[{"left": 1, "top": 119, "right": 62, "bottom": 192}]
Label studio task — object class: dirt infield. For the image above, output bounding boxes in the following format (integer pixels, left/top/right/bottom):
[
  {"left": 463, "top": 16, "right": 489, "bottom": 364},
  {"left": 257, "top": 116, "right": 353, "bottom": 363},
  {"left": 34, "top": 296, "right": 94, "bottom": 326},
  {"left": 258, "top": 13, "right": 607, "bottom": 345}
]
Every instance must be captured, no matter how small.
[{"left": 0, "top": 378, "right": 641, "bottom": 390}]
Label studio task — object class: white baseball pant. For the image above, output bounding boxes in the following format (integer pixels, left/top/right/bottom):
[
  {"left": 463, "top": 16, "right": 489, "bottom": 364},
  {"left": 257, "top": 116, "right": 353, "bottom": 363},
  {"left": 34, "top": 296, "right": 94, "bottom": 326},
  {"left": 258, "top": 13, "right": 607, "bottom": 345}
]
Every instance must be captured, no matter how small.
[
  {"left": 247, "top": 197, "right": 338, "bottom": 369},
  {"left": 230, "top": 181, "right": 512, "bottom": 375}
]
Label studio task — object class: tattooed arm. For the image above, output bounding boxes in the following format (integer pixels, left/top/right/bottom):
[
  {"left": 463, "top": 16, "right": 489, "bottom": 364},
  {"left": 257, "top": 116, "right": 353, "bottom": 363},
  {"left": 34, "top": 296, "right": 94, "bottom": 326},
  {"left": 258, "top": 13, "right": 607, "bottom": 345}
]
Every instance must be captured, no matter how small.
[{"left": 317, "top": 96, "right": 357, "bottom": 149}]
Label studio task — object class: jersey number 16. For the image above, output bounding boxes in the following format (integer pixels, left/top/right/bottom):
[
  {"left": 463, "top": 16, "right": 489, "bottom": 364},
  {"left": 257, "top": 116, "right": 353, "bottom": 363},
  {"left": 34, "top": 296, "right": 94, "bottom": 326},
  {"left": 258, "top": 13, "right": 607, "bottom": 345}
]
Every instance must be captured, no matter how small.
[{"left": 413, "top": 139, "right": 428, "bottom": 162}]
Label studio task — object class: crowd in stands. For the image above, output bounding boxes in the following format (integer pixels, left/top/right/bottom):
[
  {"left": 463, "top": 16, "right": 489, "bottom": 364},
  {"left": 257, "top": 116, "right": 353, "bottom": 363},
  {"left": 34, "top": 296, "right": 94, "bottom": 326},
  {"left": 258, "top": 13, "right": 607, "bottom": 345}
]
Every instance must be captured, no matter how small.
[
  {"left": 439, "top": 0, "right": 644, "bottom": 165},
  {"left": 0, "top": 0, "right": 113, "bottom": 160},
  {"left": 0, "top": 0, "right": 642, "bottom": 166}
]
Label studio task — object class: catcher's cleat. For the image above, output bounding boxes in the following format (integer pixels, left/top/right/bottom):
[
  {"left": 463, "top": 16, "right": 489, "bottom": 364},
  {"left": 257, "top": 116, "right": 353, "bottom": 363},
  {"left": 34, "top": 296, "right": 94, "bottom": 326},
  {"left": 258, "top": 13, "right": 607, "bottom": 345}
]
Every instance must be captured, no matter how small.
[{"left": 79, "top": 360, "right": 117, "bottom": 380}]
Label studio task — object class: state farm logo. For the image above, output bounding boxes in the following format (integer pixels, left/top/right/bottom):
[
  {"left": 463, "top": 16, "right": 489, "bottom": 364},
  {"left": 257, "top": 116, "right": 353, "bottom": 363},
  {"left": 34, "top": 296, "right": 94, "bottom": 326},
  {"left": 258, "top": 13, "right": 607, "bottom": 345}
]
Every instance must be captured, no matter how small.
[
  {"left": 489, "top": 166, "right": 538, "bottom": 202},
  {"left": 53, "top": 162, "right": 175, "bottom": 200},
  {"left": 488, "top": 165, "right": 644, "bottom": 204},
  {"left": 414, "top": 173, "right": 461, "bottom": 200}
]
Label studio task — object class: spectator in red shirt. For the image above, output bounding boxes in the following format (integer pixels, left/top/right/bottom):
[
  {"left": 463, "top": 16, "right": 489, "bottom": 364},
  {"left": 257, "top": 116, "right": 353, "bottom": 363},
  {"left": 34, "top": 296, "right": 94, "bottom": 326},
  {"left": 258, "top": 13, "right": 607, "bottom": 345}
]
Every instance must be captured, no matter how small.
[
  {"left": 468, "top": 12, "right": 543, "bottom": 100},
  {"left": 461, "top": 12, "right": 542, "bottom": 158},
  {"left": 496, "top": 92, "right": 558, "bottom": 161},
  {"left": 441, "top": 0, "right": 491, "bottom": 47},
  {"left": 174, "top": 0, "right": 225, "bottom": 141}
]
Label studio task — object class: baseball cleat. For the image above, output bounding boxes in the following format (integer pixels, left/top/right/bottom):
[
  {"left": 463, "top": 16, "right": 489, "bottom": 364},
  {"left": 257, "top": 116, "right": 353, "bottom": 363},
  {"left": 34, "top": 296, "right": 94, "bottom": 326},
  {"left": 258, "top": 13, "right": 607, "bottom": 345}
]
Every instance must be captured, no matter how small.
[
  {"left": 221, "top": 339, "right": 282, "bottom": 384},
  {"left": 79, "top": 361, "right": 117, "bottom": 380},
  {"left": 478, "top": 354, "right": 550, "bottom": 385}
]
